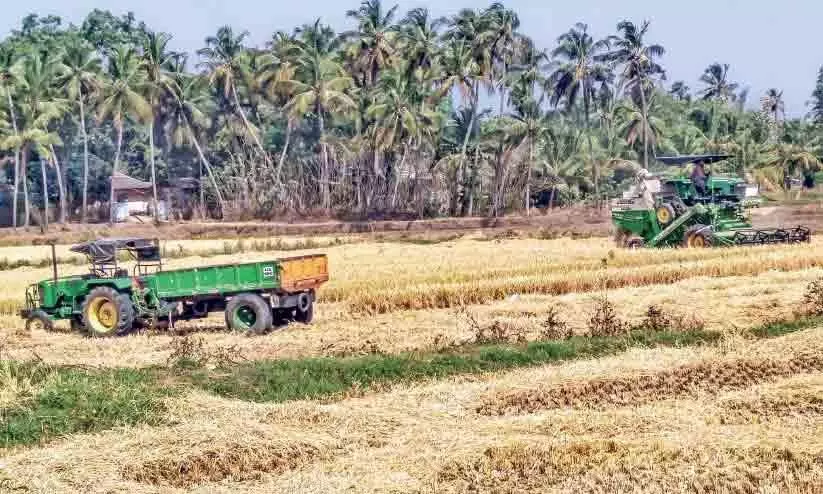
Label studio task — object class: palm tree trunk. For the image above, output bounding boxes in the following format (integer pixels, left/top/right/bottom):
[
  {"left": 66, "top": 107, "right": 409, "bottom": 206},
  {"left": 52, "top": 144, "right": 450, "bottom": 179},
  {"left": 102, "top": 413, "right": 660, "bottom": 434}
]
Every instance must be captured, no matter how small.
[
  {"left": 459, "top": 84, "right": 479, "bottom": 216},
  {"left": 276, "top": 118, "right": 292, "bottom": 184},
  {"left": 199, "top": 161, "right": 206, "bottom": 218},
  {"left": 12, "top": 151, "right": 20, "bottom": 229},
  {"left": 109, "top": 123, "right": 124, "bottom": 225},
  {"left": 584, "top": 95, "right": 598, "bottom": 207},
  {"left": 6, "top": 85, "right": 20, "bottom": 229},
  {"left": 149, "top": 118, "right": 159, "bottom": 223},
  {"left": 526, "top": 136, "right": 533, "bottom": 216},
  {"left": 40, "top": 152, "right": 49, "bottom": 231},
  {"left": 78, "top": 94, "right": 90, "bottom": 224},
  {"left": 186, "top": 120, "right": 225, "bottom": 212},
  {"left": 231, "top": 84, "right": 271, "bottom": 166},
  {"left": 49, "top": 144, "right": 66, "bottom": 224},
  {"left": 318, "top": 111, "right": 330, "bottom": 211},
  {"left": 21, "top": 145, "right": 30, "bottom": 228},
  {"left": 468, "top": 141, "right": 481, "bottom": 216},
  {"left": 639, "top": 79, "right": 649, "bottom": 169},
  {"left": 391, "top": 144, "right": 408, "bottom": 209}
]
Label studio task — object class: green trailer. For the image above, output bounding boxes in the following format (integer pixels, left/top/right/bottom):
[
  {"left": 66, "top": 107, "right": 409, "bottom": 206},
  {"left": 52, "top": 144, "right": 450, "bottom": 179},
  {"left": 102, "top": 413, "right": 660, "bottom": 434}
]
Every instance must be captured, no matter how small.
[{"left": 21, "top": 238, "right": 329, "bottom": 336}]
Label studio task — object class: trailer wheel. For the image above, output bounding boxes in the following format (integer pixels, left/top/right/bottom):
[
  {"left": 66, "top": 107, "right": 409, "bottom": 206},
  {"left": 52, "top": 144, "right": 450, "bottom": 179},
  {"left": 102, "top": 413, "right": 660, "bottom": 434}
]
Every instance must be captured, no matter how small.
[
  {"left": 294, "top": 293, "right": 314, "bottom": 324},
  {"left": 82, "top": 287, "right": 135, "bottom": 337},
  {"left": 684, "top": 225, "right": 713, "bottom": 248},
  {"left": 226, "top": 294, "right": 272, "bottom": 334},
  {"left": 25, "top": 310, "right": 53, "bottom": 332}
]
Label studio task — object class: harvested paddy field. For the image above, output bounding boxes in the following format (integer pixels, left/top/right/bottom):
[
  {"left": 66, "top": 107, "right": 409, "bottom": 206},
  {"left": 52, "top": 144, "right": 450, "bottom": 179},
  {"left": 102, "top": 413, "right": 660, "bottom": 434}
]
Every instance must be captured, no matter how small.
[{"left": 2, "top": 233, "right": 823, "bottom": 493}]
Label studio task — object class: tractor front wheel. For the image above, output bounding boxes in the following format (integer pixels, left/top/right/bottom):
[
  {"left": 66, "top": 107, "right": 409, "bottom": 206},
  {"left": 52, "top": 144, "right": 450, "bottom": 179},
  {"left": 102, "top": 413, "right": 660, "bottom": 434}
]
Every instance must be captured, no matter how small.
[
  {"left": 82, "top": 287, "right": 135, "bottom": 337},
  {"left": 684, "top": 225, "right": 713, "bottom": 248},
  {"left": 25, "top": 310, "right": 54, "bottom": 332},
  {"left": 225, "top": 293, "right": 272, "bottom": 334}
]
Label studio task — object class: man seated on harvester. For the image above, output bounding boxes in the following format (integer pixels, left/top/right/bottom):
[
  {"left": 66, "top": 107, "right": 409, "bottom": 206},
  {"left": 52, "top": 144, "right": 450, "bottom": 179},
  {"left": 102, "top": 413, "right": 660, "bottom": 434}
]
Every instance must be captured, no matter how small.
[{"left": 690, "top": 159, "right": 709, "bottom": 197}]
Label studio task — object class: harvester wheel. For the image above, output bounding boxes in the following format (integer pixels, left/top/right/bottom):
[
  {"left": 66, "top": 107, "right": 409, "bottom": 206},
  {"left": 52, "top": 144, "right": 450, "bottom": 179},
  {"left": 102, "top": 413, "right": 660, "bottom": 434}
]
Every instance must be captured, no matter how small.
[
  {"left": 25, "top": 310, "right": 53, "bottom": 332},
  {"left": 684, "top": 225, "right": 713, "bottom": 248},
  {"left": 82, "top": 287, "right": 135, "bottom": 337},
  {"left": 225, "top": 293, "right": 272, "bottom": 334},
  {"left": 656, "top": 204, "right": 677, "bottom": 226},
  {"left": 625, "top": 237, "right": 645, "bottom": 249}
]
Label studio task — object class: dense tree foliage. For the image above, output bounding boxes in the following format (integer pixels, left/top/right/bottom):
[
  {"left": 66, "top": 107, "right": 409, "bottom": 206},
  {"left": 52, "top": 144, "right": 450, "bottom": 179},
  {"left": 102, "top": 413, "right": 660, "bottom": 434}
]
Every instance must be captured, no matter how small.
[{"left": 0, "top": 4, "right": 820, "bottom": 228}]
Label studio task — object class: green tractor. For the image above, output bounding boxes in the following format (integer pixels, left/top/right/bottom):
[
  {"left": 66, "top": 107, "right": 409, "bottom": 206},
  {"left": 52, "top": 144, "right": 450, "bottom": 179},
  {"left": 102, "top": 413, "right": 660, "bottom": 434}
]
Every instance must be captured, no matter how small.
[
  {"left": 611, "top": 154, "right": 811, "bottom": 248},
  {"left": 21, "top": 238, "right": 329, "bottom": 336}
]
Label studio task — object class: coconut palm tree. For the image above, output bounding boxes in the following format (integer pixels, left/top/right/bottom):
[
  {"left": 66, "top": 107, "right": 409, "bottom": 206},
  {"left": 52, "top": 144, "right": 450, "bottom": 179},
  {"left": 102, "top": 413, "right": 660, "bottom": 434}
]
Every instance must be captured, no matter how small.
[
  {"left": 367, "top": 68, "right": 440, "bottom": 207},
  {"left": 198, "top": 26, "right": 270, "bottom": 165},
  {"left": 58, "top": 37, "right": 101, "bottom": 224},
  {"left": 399, "top": 8, "right": 445, "bottom": 82},
  {"left": 484, "top": 3, "right": 520, "bottom": 115},
  {"left": 436, "top": 39, "right": 481, "bottom": 214},
  {"left": 762, "top": 88, "right": 785, "bottom": 125},
  {"left": 548, "top": 23, "right": 612, "bottom": 202},
  {"left": 699, "top": 63, "right": 738, "bottom": 103},
  {"left": 0, "top": 47, "right": 22, "bottom": 228},
  {"left": 259, "top": 36, "right": 299, "bottom": 184},
  {"left": 344, "top": 0, "right": 398, "bottom": 89},
  {"left": 509, "top": 91, "right": 548, "bottom": 216},
  {"left": 809, "top": 67, "right": 823, "bottom": 125},
  {"left": 13, "top": 50, "right": 68, "bottom": 228},
  {"left": 284, "top": 42, "right": 356, "bottom": 210},
  {"left": 141, "top": 30, "right": 179, "bottom": 222},
  {"left": 166, "top": 71, "right": 225, "bottom": 214},
  {"left": 669, "top": 81, "right": 690, "bottom": 101},
  {"left": 757, "top": 142, "right": 821, "bottom": 197},
  {"left": 606, "top": 20, "right": 665, "bottom": 169},
  {"left": 98, "top": 45, "right": 152, "bottom": 223}
]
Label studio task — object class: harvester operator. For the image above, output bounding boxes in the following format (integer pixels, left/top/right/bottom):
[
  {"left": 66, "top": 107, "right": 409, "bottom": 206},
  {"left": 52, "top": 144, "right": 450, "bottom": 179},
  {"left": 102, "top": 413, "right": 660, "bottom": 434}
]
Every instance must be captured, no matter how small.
[{"left": 691, "top": 160, "right": 709, "bottom": 196}]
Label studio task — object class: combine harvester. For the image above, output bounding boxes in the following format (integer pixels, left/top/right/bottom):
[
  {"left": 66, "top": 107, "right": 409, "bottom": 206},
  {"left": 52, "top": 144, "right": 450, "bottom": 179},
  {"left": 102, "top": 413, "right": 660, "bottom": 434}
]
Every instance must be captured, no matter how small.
[
  {"left": 611, "top": 154, "right": 811, "bottom": 248},
  {"left": 21, "top": 238, "right": 329, "bottom": 335}
]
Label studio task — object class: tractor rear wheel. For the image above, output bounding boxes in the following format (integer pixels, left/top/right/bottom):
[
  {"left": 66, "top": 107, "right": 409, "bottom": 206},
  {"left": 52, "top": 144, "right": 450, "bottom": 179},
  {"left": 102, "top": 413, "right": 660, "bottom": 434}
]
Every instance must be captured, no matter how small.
[
  {"left": 82, "top": 287, "right": 135, "bottom": 337},
  {"left": 225, "top": 293, "right": 272, "bottom": 334},
  {"left": 656, "top": 204, "right": 677, "bottom": 226},
  {"left": 684, "top": 225, "right": 713, "bottom": 248},
  {"left": 25, "top": 310, "right": 54, "bottom": 332}
]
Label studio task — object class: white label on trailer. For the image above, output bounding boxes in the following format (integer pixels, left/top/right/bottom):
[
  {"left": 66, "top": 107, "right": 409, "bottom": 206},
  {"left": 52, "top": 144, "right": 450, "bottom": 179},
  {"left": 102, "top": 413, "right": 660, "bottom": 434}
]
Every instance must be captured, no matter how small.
[{"left": 262, "top": 266, "right": 275, "bottom": 278}]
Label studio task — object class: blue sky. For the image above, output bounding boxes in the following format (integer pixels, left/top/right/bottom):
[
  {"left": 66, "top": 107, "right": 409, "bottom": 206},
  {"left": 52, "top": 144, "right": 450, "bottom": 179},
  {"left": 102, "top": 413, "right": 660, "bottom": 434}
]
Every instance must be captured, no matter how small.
[{"left": 1, "top": 0, "right": 819, "bottom": 116}]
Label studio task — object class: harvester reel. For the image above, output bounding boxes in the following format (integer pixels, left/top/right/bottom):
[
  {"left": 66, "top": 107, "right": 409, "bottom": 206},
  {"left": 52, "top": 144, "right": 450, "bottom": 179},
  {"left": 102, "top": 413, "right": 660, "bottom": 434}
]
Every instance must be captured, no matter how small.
[{"left": 656, "top": 204, "right": 677, "bottom": 226}]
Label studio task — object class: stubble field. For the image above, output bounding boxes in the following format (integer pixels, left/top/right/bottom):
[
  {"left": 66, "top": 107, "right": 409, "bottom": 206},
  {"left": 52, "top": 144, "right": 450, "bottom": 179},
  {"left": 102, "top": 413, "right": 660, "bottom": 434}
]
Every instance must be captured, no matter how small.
[{"left": 2, "top": 232, "right": 823, "bottom": 493}]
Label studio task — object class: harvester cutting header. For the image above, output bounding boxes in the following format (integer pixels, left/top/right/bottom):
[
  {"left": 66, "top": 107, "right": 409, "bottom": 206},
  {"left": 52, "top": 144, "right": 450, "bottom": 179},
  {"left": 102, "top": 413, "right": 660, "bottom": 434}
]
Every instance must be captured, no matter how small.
[{"left": 611, "top": 154, "right": 811, "bottom": 248}]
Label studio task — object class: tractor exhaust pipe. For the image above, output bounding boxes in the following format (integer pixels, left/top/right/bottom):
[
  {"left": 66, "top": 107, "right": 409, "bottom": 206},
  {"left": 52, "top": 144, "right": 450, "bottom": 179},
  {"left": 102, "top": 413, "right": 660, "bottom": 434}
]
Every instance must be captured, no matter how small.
[{"left": 51, "top": 243, "right": 58, "bottom": 283}]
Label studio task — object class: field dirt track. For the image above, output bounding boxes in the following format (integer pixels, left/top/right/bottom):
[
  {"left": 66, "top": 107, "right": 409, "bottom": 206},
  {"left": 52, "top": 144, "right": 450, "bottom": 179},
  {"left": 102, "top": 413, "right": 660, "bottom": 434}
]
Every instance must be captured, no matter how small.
[
  {"left": 3, "top": 224, "right": 823, "bottom": 493},
  {"left": 1, "top": 202, "right": 820, "bottom": 247}
]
